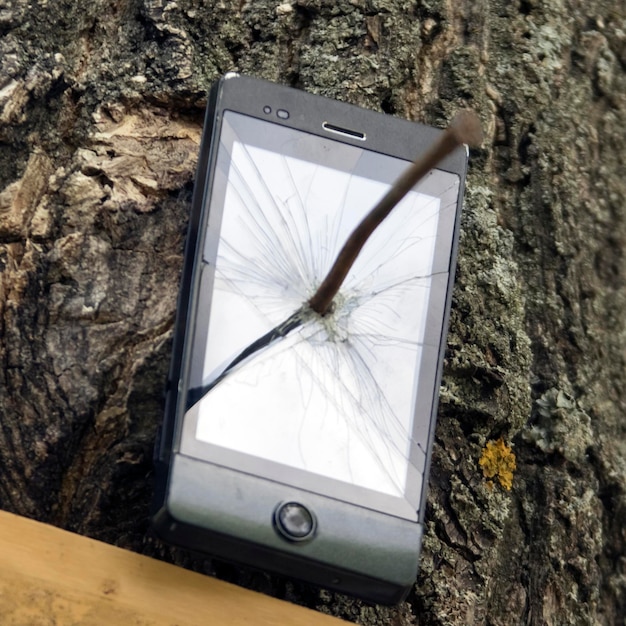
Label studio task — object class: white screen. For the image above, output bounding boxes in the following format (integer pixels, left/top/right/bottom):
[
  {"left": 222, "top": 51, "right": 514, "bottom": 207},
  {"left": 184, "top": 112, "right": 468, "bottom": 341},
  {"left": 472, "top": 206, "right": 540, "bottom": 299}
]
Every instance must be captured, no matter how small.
[{"left": 190, "top": 139, "right": 443, "bottom": 498}]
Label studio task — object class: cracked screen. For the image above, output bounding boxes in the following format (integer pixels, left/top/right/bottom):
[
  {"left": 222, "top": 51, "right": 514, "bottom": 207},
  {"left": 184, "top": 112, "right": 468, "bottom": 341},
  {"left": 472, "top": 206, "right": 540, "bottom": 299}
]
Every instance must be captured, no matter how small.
[{"left": 180, "top": 111, "right": 461, "bottom": 519}]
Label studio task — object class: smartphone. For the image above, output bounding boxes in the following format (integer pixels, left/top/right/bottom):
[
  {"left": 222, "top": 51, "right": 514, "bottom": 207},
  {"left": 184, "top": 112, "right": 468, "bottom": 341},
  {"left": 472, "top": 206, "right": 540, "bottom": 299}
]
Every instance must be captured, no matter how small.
[{"left": 152, "top": 73, "right": 468, "bottom": 604}]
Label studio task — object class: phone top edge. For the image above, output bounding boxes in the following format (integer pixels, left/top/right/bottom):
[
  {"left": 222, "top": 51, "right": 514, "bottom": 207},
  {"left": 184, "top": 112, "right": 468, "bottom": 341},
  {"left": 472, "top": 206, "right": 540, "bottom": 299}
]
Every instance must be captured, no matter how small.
[{"left": 214, "top": 73, "right": 468, "bottom": 177}]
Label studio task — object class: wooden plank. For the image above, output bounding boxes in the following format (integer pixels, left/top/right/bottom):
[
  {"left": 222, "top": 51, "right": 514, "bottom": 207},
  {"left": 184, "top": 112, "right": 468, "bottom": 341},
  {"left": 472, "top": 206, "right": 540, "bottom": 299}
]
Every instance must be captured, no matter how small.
[{"left": 0, "top": 510, "right": 348, "bottom": 625}]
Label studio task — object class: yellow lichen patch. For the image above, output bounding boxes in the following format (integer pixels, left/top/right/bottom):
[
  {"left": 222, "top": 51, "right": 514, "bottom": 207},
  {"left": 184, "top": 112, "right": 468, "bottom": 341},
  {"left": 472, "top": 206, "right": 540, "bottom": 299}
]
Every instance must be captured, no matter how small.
[{"left": 479, "top": 438, "right": 516, "bottom": 490}]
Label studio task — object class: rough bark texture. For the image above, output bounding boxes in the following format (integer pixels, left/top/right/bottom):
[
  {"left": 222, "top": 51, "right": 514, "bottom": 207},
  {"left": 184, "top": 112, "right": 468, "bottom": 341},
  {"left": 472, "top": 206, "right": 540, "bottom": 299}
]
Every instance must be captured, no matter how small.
[{"left": 1, "top": 0, "right": 625, "bottom": 624}]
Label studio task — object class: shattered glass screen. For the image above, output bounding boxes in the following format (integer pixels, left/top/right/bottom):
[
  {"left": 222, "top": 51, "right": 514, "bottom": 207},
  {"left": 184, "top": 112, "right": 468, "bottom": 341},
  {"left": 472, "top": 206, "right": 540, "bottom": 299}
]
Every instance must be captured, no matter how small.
[{"left": 180, "top": 111, "right": 461, "bottom": 519}]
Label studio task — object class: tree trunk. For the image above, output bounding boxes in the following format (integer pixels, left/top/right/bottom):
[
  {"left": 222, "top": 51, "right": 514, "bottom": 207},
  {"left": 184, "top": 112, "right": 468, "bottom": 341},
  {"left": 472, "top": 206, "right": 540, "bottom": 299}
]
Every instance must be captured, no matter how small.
[{"left": 1, "top": 0, "right": 625, "bottom": 623}]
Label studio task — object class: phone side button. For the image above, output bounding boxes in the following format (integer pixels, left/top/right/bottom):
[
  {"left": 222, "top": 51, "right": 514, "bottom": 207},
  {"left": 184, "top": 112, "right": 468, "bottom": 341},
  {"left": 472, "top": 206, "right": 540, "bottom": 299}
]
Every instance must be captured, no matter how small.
[{"left": 273, "top": 502, "right": 316, "bottom": 542}]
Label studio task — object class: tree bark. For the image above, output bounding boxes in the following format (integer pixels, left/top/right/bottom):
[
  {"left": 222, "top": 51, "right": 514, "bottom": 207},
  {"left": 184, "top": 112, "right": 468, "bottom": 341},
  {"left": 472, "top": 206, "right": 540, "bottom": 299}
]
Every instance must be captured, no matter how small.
[{"left": 1, "top": 0, "right": 625, "bottom": 624}]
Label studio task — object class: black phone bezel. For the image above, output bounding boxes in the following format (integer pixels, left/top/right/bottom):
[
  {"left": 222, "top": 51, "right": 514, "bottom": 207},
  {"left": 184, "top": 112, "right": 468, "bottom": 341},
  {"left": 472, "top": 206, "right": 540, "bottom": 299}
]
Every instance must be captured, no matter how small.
[{"left": 152, "top": 73, "right": 468, "bottom": 605}]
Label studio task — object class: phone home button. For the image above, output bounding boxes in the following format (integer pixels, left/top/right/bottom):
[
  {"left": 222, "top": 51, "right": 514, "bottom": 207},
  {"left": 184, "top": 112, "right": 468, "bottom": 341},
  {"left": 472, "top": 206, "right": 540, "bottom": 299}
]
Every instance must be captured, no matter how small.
[{"left": 273, "top": 502, "right": 316, "bottom": 542}]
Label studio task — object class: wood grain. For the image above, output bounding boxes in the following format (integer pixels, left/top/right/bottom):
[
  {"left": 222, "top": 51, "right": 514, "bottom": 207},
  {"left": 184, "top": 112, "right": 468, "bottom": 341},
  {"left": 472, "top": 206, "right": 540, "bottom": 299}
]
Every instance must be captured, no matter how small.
[{"left": 0, "top": 510, "right": 348, "bottom": 626}]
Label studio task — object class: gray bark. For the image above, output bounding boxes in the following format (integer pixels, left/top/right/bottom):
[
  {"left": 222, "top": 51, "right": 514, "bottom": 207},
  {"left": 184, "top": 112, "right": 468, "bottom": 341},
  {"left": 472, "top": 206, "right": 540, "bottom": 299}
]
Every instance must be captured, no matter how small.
[{"left": 1, "top": 0, "right": 625, "bottom": 623}]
